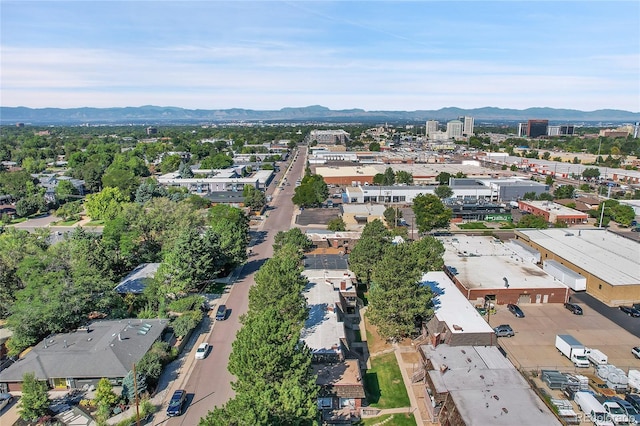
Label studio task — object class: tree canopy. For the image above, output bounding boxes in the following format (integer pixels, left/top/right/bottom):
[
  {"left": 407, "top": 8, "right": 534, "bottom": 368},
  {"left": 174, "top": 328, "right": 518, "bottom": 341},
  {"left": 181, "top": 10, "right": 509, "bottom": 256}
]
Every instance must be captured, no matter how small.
[{"left": 412, "top": 194, "right": 452, "bottom": 233}]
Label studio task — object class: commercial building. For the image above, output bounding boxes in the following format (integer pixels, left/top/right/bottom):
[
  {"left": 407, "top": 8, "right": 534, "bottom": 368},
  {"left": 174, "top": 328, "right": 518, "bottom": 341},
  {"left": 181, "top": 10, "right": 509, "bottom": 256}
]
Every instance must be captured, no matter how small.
[
  {"left": 417, "top": 344, "right": 561, "bottom": 425},
  {"left": 340, "top": 204, "right": 386, "bottom": 226},
  {"left": 514, "top": 229, "right": 640, "bottom": 306},
  {"left": 157, "top": 168, "right": 273, "bottom": 193},
  {"left": 421, "top": 271, "right": 496, "bottom": 347},
  {"left": 461, "top": 116, "right": 474, "bottom": 136},
  {"left": 517, "top": 200, "right": 589, "bottom": 225},
  {"left": 426, "top": 120, "right": 439, "bottom": 137},
  {"left": 527, "top": 120, "right": 549, "bottom": 138},
  {"left": 308, "top": 129, "right": 351, "bottom": 145},
  {"left": 441, "top": 235, "right": 569, "bottom": 306}
]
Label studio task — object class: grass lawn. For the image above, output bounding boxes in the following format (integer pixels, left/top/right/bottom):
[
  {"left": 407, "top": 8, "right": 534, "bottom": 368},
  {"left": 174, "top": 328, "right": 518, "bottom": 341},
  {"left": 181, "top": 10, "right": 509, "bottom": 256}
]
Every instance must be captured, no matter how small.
[
  {"left": 53, "top": 218, "right": 80, "bottom": 226},
  {"left": 364, "top": 352, "right": 410, "bottom": 409},
  {"left": 84, "top": 220, "right": 104, "bottom": 226},
  {"left": 361, "top": 413, "right": 416, "bottom": 426},
  {"left": 457, "top": 222, "right": 489, "bottom": 229}
]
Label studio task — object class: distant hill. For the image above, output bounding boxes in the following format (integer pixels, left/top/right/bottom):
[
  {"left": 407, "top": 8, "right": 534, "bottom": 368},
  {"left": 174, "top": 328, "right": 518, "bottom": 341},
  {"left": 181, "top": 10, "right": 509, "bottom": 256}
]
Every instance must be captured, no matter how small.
[{"left": 1, "top": 105, "right": 638, "bottom": 125}]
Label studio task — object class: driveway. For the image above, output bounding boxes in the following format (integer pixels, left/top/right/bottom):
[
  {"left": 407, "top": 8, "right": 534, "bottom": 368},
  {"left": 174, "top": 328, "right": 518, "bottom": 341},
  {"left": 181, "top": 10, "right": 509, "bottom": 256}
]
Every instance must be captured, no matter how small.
[{"left": 573, "top": 292, "right": 640, "bottom": 339}]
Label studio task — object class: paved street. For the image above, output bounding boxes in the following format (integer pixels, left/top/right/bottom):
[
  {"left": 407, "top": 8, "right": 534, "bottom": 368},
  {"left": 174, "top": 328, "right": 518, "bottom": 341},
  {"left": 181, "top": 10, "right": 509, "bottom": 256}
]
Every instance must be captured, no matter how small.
[{"left": 163, "top": 146, "right": 307, "bottom": 425}]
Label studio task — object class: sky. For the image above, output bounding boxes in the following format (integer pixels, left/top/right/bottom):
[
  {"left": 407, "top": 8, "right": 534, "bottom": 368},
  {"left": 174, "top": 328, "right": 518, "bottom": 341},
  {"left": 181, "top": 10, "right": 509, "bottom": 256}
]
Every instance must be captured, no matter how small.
[{"left": 1, "top": 1, "right": 639, "bottom": 112}]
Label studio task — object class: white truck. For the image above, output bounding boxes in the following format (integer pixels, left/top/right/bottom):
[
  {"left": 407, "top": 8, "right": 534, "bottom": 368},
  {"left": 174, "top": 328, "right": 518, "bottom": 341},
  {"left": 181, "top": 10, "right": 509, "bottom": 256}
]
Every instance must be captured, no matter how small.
[
  {"left": 574, "top": 392, "right": 615, "bottom": 426},
  {"left": 556, "top": 334, "right": 590, "bottom": 368},
  {"left": 586, "top": 348, "right": 609, "bottom": 366}
]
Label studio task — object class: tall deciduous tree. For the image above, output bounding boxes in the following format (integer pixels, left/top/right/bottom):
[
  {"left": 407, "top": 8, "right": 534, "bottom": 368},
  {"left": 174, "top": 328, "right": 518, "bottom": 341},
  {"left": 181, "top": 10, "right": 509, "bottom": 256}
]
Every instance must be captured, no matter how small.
[
  {"left": 208, "top": 204, "right": 249, "bottom": 269},
  {"left": 348, "top": 219, "right": 391, "bottom": 286},
  {"left": 433, "top": 185, "right": 454, "bottom": 200},
  {"left": 18, "top": 372, "right": 49, "bottom": 421},
  {"left": 273, "top": 228, "right": 312, "bottom": 254},
  {"left": 243, "top": 185, "right": 266, "bottom": 211},
  {"left": 412, "top": 194, "right": 452, "bottom": 233},
  {"left": 368, "top": 239, "right": 443, "bottom": 340},
  {"left": 84, "top": 186, "right": 129, "bottom": 221},
  {"left": 292, "top": 174, "right": 328, "bottom": 207},
  {"left": 395, "top": 170, "right": 413, "bottom": 185}
]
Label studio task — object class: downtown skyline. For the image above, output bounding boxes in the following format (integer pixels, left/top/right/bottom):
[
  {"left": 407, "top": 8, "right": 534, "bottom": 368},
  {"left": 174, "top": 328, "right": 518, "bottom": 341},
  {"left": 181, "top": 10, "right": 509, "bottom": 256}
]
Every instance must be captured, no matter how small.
[{"left": 1, "top": 1, "right": 639, "bottom": 112}]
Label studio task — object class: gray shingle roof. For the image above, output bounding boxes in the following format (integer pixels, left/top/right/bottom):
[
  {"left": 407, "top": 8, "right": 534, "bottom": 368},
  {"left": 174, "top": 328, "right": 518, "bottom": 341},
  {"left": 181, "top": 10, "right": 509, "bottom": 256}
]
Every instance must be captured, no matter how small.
[{"left": 0, "top": 319, "right": 167, "bottom": 382}]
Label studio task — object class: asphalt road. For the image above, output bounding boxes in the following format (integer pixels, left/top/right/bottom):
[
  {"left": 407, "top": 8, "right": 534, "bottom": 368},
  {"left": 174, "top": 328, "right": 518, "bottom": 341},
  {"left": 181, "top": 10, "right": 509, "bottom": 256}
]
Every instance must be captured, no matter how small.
[
  {"left": 165, "top": 147, "right": 307, "bottom": 425},
  {"left": 573, "top": 292, "right": 640, "bottom": 339}
]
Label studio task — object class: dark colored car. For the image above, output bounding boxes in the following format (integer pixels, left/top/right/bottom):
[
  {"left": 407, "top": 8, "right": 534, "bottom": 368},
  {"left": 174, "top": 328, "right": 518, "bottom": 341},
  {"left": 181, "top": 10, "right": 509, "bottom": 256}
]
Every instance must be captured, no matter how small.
[
  {"left": 564, "top": 302, "right": 583, "bottom": 315},
  {"left": 507, "top": 304, "right": 525, "bottom": 318},
  {"left": 215, "top": 304, "right": 227, "bottom": 321},
  {"left": 494, "top": 324, "right": 515, "bottom": 337},
  {"left": 620, "top": 306, "right": 640, "bottom": 317},
  {"left": 625, "top": 394, "right": 640, "bottom": 413},
  {"left": 166, "top": 390, "right": 187, "bottom": 416}
]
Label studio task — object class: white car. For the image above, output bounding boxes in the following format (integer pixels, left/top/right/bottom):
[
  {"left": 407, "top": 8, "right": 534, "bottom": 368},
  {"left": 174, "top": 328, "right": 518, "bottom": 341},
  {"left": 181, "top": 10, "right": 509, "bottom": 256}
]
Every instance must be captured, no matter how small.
[
  {"left": 632, "top": 346, "right": 640, "bottom": 359},
  {"left": 0, "top": 393, "right": 13, "bottom": 411},
  {"left": 195, "top": 342, "right": 209, "bottom": 360}
]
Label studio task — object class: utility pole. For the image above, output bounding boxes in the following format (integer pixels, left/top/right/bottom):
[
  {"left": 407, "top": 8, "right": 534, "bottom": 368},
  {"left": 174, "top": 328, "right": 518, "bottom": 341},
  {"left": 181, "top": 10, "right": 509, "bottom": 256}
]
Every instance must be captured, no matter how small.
[{"left": 132, "top": 363, "right": 140, "bottom": 426}]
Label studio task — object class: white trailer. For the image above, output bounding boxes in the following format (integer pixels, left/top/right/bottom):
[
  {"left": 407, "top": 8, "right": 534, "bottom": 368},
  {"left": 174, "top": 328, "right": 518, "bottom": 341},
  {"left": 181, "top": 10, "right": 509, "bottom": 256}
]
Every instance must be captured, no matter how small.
[
  {"left": 556, "top": 334, "right": 590, "bottom": 368},
  {"left": 586, "top": 348, "right": 608, "bottom": 365}
]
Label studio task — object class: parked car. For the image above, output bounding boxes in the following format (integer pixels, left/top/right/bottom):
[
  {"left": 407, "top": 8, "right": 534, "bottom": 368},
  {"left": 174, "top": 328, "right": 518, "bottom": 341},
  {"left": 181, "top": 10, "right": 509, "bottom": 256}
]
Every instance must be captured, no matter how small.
[
  {"left": 564, "top": 302, "right": 583, "bottom": 315},
  {"left": 215, "top": 304, "right": 227, "bottom": 321},
  {"left": 603, "top": 400, "right": 631, "bottom": 425},
  {"left": 620, "top": 306, "right": 640, "bottom": 317},
  {"left": 195, "top": 342, "right": 209, "bottom": 360},
  {"left": 166, "top": 390, "right": 187, "bottom": 416},
  {"left": 507, "top": 304, "right": 525, "bottom": 318},
  {"left": 632, "top": 347, "right": 640, "bottom": 359},
  {"left": 627, "top": 394, "right": 640, "bottom": 413},
  {"left": 608, "top": 397, "right": 640, "bottom": 424},
  {"left": 494, "top": 324, "right": 515, "bottom": 337},
  {"left": 0, "top": 393, "right": 13, "bottom": 412}
]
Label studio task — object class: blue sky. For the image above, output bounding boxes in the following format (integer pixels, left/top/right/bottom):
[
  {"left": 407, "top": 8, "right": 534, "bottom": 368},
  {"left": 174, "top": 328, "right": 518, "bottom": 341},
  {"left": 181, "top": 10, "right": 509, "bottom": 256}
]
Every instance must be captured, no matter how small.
[{"left": 1, "top": 1, "right": 639, "bottom": 111}]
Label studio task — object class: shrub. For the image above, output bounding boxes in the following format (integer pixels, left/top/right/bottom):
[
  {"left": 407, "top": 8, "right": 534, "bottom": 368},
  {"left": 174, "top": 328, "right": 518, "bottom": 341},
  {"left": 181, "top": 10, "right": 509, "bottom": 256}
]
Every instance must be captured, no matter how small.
[
  {"left": 171, "top": 310, "right": 203, "bottom": 337},
  {"left": 168, "top": 295, "right": 204, "bottom": 313}
]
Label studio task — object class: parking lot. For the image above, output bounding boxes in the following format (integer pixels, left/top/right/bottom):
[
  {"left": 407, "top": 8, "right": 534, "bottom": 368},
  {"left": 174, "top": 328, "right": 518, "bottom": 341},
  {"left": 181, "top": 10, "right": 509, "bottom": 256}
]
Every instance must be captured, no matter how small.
[{"left": 488, "top": 302, "right": 640, "bottom": 373}]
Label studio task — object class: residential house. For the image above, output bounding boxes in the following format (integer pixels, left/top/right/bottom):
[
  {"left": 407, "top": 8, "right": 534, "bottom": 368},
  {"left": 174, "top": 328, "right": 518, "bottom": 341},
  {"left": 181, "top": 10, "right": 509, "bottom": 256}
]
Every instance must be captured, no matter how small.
[
  {"left": 114, "top": 263, "right": 161, "bottom": 295},
  {"left": 0, "top": 319, "right": 167, "bottom": 392}
]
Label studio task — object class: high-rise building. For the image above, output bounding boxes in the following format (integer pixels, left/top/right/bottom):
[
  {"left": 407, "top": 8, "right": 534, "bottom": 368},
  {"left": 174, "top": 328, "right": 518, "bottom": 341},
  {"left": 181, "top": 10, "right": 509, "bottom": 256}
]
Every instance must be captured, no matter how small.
[
  {"left": 426, "top": 120, "right": 439, "bottom": 137},
  {"left": 446, "top": 120, "right": 464, "bottom": 139},
  {"left": 518, "top": 123, "right": 528, "bottom": 137},
  {"left": 527, "top": 120, "right": 549, "bottom": 138},
  {"left": 459, "top": 116, "right": 474, "bottom": 136}
]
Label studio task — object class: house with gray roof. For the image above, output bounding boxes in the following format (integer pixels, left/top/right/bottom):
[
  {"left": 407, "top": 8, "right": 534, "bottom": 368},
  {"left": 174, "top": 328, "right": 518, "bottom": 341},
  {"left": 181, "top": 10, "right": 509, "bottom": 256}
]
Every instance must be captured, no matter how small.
[{"left": 0, "top": 319, "right": 167, "bottom": 392}]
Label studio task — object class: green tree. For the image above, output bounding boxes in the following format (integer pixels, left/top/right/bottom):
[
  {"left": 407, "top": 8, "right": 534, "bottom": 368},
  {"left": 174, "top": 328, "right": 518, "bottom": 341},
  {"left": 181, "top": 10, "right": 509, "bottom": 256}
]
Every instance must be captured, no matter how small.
[
  {"left": 327, "top": 216, "right": 346, "bottom": 231},
  {"left": 372, "top": 173, "right": 385, "bottom": 186},
  {"left": 383, "top": 167, "right": 396, "bottom": 186},
  {"left": 434, "top": 185, "right": 454, "bottom": 199},
  {"left": 178, "top": 161, "right": 194, "bottom": 178},
  {"left": 348, "top": 219, "right": 391, "bottom": 286},
  {"left": 18, "top": 372, "right": 50, "bottom": 421},
  {"left": 134, "top": 179, "right": 169, "bottom": 204},
  {"left": 159, "top": 154, "right": 182, "bottom": 174},
  {"left": 435, "top": 172, "right": 451, "bottom": 185},
  {"left": 121, "top": 370, "right": 147, "bottom": 404},
  {"left": 582, "top": 167, "right": 601, "bottom": 180},
  {"left": 273, "top": 228, "right": 312, "bottom": 253},
  {"left": 171, "top": 310, "right": 204, "bottom": 337},
  {"left": 395, "top": 170, "right": 413, "bottom": 185},
  {"left": 95, "top": 377, "right": 119, "bottom": 409},
  {"left": 554, "top": 185, "right": 575, "bottom": 199},
  {"left": 0, "top": 170, "right": 38, "bottom": 200},
  {"left": 517, "top": 214, "right": 548, "bottom": 228},
  {"left": 369, "top": 142, "right": 381, "bottom": 151},
  {"left": 55, "top": 200, "right": 83, "bottom": 221},
  {"left": 412, "top": 194, "right": 452, "bottom": 233},
  {"left": 545, "top": 175, "right": 554, "bottom": 186},
  {"left": 54, "top": 180, "right": 79, "bottom": 203},
  {"left": 510, "top": 164, "right": 518, "bottom": 172},
  {"left": 156, "top": 228, "right": 224, "bottom": 295},
  {"left": 383, "top": 206, "right": 403, "bottom": 227},
  {"left": 292, "top": 174, "right": 328, "bottom": 207},
  {"left": 84, "top": 186, "right": 129, "bottom": 221},
  {"left": 243, "top": 185, "right": 266, "bottom": 211},
  {"left": 368, "top": 240, "right": 441, "bottom": 341},
  {"left": 201, "top": 153, "right": 233, "bottom": 169},
  {"left": 208, "top": 204, "right": 249, "bottom": 269}
]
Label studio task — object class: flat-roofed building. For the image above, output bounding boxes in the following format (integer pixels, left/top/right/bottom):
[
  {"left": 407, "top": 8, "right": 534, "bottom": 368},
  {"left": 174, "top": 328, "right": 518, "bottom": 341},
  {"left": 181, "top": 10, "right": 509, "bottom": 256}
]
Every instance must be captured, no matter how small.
[
  {"left": 418, "top": 344, "right": 561, "bottom": 425},
  {"left": 514, "top": 229, "right": 640, "bottom": 306},
  {"left": 340, "top": 203, "right": 386, "bottom": 226},
  {"left": 440, "top": 235, "right": 569, "bottom": 306},
  {"left": 422, "top": 271, "right": 496, "bottom": 347},
  {"left": 518, "top": 200, "right": 589, "bottom": 225},
  {"left": 308, "top": 129, "right": 350, "bottom": 145}
]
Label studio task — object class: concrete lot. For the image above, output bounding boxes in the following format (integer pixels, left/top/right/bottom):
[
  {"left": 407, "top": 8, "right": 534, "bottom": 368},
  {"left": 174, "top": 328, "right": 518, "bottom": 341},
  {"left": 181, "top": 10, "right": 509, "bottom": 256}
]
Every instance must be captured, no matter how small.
[{"left": 488, "top": 302, "right": 640, "bottom": 373}]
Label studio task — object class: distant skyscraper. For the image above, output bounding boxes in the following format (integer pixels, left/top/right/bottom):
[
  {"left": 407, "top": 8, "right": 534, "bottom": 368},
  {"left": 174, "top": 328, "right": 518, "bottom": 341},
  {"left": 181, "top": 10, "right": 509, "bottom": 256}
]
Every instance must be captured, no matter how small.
[
  {"left": 462, "top": 116, "right": 474, "bottom": 136},
  {"left": 446, "top": 120, "right": 464, "bottom": 139},
  {"left": 518, "top": 123, "right": 528, "bottom": 137},
  {"left": 426, "top": 120, "right": 439, "bottom": 137}
]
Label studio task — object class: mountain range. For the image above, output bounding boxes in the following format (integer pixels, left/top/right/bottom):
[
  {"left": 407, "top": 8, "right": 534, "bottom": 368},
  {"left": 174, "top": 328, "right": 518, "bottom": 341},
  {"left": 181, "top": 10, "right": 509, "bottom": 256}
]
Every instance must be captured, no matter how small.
[{"left": 1, "top": 105, "right": 638, "bottom": 125}]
